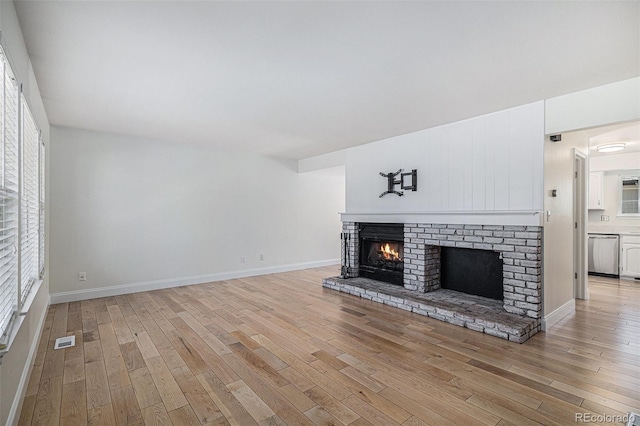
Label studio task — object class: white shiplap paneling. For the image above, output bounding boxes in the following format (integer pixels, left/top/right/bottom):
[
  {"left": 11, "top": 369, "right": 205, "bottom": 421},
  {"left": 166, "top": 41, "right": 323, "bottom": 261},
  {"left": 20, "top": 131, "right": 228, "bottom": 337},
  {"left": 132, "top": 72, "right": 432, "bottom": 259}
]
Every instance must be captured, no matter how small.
[{"left": 344, "top": 101, "right": 544, "bottom": 224}]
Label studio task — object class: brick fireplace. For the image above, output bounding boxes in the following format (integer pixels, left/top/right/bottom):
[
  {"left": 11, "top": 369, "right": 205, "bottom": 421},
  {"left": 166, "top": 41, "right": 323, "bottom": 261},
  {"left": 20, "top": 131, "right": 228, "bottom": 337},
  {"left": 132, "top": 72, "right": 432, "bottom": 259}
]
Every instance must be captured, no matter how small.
[{"left": 324, "top": 221, "right": 542, "bottom": 342}]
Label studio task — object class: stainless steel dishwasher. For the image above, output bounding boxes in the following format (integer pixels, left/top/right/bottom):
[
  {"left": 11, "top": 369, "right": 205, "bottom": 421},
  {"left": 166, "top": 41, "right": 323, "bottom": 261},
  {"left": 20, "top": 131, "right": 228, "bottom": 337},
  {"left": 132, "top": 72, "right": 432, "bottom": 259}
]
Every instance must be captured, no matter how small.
[{"left": 588, "top": 233, "right": 619, "bottom": 276}]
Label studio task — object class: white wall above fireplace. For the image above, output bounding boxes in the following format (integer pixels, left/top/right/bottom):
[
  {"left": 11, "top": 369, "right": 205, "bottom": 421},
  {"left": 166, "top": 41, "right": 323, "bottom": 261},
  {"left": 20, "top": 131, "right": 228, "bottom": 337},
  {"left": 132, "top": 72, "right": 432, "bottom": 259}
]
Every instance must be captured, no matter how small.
[{"left": 343, "top": 101, "right": 545, "bottom": 227}]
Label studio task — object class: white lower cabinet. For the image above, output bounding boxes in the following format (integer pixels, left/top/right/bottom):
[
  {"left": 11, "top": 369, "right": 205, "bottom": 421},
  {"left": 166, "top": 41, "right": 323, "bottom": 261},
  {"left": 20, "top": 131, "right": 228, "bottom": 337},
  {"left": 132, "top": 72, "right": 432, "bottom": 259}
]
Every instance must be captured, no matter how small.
[{"left": 621, "top": 235, "right": 640, "bottom": 279}]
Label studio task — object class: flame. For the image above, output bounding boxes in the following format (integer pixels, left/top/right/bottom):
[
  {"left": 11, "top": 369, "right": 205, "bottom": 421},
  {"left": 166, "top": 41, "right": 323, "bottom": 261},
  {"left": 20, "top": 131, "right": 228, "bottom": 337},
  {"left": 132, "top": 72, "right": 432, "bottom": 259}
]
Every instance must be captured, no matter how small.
[{"left": 380, "top": 243, "right": 401, "bottom": 261}]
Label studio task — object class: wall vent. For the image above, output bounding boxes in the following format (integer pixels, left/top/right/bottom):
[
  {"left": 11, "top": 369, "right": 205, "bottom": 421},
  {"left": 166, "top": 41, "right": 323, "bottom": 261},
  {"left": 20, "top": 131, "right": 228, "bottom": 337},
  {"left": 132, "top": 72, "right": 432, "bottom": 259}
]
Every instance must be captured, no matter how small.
[{"left": 53, "top": 335, "right": 75, "bottom": 350}]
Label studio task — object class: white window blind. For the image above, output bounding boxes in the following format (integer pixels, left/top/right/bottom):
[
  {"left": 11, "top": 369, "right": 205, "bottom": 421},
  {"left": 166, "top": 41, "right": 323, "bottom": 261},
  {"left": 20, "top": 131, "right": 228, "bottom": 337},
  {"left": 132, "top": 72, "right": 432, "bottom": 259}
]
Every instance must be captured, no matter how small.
[
  {"left": 0, "top": 46, "right": 44, "bottom": 352},
  {"left": 39, "top": 137, "right": 44, "bottom": 277},
  {"left": 0, "top": 48, "right": 19, "bottom": 344},
  {"left": 20, "top": 97, "right": 40, "bottom": 303}
]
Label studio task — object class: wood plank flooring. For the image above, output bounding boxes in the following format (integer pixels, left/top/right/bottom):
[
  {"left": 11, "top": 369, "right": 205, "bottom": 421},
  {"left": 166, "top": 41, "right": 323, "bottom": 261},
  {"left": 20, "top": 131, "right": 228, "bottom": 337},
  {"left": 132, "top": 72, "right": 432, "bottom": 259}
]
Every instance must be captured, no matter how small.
[{"left": 18, "top": 268, "right": 640, "bottom": 425}]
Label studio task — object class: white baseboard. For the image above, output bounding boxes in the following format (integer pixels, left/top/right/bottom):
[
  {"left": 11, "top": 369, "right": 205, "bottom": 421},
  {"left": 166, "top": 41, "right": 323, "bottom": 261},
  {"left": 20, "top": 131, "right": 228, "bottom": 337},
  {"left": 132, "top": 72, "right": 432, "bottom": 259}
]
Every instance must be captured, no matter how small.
[
  {"left": 541, "top": 298, "right": 575, "bottom": 332},
  {"left": 50, "top": 259, "right": 340, "bottom": 304},
  {"left": 7, "top": 294, "right": 50, "bottom": 426}
]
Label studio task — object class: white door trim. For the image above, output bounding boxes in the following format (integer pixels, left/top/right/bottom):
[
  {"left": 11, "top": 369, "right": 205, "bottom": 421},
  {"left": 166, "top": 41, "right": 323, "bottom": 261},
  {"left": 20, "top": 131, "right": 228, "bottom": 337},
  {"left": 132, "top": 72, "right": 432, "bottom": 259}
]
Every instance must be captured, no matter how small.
[{"left": 574, "top": 149, "right": 588, "bottom": 300}]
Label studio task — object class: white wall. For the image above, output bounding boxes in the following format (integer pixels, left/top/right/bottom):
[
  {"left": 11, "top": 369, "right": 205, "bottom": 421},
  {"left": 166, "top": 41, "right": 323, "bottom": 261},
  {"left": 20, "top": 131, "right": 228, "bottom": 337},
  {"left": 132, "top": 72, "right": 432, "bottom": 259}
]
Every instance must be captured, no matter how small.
[
  {"left": 542, "top": 131, "right": 589, "bottom": 327},
  {"left": 344, "top": 101, "right": 544, "bottom": 225},
  {"left": 588, "top": 170, "right": 640, "bottom": 230},
  {"left": 0, "top": 2, "right": 51, "bottom": 426},
  {"left": 590, "top": 151, "right": 640, "bottom": 172},
  {"left": 589, "top": 152, "right": 640, "bottom": 230},
  {"left": 49, "top": 126, "right": 344, "bottom": 301}
]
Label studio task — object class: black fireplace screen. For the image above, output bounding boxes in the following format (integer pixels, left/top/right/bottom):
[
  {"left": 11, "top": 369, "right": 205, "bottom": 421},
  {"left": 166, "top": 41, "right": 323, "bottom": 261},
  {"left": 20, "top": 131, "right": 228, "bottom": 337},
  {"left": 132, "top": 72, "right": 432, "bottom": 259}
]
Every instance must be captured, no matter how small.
[
  {"left": 358, "top": 223, "right": 404, "bottom": 285},
  {"left": 441, "top": 247, "right": 503, "bottom": 300}
]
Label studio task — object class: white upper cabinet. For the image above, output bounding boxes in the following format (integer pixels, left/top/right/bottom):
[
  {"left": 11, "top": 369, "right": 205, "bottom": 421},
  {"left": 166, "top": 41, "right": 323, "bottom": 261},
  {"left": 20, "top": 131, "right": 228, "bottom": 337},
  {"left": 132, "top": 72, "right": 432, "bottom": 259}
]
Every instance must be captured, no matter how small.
[{"left": 588, "top": 171, "right": 604, "bottom": 210}]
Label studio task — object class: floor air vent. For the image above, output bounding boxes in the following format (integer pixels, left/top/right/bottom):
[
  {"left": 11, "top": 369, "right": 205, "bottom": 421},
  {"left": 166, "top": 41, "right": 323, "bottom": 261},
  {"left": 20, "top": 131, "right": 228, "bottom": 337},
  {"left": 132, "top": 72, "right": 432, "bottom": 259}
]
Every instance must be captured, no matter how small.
[{"left": 53, "top": 335, "right": 75, "bottom": 350}]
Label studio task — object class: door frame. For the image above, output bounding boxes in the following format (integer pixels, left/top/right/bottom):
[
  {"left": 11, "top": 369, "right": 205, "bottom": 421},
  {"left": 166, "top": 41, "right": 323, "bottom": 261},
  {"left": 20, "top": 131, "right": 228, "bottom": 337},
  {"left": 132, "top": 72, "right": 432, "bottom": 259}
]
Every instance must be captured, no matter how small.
[{"left": 574, "top": 149, "right": 588, "bottom": 300}]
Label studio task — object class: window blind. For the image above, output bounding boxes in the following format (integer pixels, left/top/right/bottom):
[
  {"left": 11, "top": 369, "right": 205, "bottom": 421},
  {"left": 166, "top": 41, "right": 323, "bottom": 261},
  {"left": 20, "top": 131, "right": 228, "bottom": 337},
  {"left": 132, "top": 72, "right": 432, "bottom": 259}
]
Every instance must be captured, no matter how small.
[
  {"left": 39, "top": 138, "right": 44, "bottom": 277},
  {"left": 20, "top": 97, "right": 39, "bottom": 303},
  {"left": 0, "top": 49, "right": 19, "bottom": 343}
]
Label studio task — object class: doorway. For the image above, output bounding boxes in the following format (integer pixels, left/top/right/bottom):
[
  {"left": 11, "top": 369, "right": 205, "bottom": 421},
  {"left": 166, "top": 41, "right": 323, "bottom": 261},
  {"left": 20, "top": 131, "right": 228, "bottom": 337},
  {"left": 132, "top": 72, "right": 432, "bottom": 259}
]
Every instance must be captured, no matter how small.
[{"left": 574, "top": 149, "right": 588, "bottom": 299}]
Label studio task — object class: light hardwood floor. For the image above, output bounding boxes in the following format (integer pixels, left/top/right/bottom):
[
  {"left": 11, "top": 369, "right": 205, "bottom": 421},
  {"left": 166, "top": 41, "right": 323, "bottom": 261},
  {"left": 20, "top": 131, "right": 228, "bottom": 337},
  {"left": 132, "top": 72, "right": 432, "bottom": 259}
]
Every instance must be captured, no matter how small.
[{"left": 18, "top": 267, "right": 640, "bottom": 425}]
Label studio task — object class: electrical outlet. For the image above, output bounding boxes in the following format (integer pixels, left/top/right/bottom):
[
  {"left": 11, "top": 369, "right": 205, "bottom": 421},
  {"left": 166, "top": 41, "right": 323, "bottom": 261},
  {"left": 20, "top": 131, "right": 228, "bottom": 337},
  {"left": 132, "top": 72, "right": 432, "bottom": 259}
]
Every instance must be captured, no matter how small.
[
  {"left": 78, "top": 272, "right": 87, "bottom": 281},
  {"left": 601, "top": 215, "right": 610, "bottom": 222},
  {"left": 240, "top": 256, "right": 245, "bottom": 264},
  {"left": 260, "top": 254, "right": 264, "bottom": 261}
]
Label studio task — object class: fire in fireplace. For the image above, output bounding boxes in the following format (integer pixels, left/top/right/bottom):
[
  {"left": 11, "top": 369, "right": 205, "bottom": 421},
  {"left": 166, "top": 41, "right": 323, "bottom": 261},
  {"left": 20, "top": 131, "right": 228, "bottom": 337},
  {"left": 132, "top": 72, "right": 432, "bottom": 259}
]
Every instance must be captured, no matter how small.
[
  {"left": 358, "top": 223, "right": 404, "bottom": 285},
  {"left": 366, "top": 241, "right": 403, "bottom": 269}
]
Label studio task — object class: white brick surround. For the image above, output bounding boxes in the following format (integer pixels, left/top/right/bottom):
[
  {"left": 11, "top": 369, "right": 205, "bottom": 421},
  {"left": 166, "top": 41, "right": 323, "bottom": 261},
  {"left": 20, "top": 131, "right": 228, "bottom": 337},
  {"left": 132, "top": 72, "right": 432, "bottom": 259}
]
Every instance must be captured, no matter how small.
[{"left": 404, "top": 223, "right": 543, "bottom": 320}]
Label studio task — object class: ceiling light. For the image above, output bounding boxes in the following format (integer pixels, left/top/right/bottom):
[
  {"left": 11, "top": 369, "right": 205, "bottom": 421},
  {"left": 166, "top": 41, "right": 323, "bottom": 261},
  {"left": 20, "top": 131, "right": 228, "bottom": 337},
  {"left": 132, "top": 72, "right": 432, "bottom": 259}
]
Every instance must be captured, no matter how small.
[{"left": 596, "top": 143, "right": 625, "bottom": 153}]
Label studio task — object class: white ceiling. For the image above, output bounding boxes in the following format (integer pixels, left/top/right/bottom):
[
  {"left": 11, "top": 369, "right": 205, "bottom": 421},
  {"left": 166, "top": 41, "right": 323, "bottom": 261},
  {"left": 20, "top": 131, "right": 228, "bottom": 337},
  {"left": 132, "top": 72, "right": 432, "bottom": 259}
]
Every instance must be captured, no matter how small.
[{"left": 14, "top": 1, "right": 640, "bottom": 160}]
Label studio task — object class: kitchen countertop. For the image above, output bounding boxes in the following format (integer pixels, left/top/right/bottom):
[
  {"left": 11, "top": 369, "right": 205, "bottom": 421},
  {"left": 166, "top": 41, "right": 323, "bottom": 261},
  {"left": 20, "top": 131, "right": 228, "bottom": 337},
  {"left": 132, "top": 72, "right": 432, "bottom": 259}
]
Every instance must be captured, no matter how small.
[{"left": 588, "top": 225, "right": 640, "bottom": 236}]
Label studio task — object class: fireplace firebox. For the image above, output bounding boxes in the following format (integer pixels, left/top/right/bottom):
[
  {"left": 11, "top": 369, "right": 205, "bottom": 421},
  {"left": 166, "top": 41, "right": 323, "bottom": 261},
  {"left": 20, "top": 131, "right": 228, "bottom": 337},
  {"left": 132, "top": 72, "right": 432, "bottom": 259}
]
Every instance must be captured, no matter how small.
[
  {"left": 358, "top": 223, "right": 404, "bottom": 285},
  {"left": 441, "top": 247, "right": 504, "bottom": 300}
]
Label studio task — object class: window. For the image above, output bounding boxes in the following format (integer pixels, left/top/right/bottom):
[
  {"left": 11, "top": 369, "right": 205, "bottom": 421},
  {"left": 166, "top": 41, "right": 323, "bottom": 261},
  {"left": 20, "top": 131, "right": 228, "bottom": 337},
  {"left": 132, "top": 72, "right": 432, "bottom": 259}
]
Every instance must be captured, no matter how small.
[
  {"left": 21, "top": 97, "right": 40, "bottom": 302},
  {"left": 39, "top": 137, "right": 45, "bottom": 277},
  {"left": 620, "top": 176, "right": 640, "bottom": 215},
  {"left": 0, "top": 48, "right": 20, "bottom": 348},
  {"left": 0, "top": 46, "right": 44, "bottom": 351}
]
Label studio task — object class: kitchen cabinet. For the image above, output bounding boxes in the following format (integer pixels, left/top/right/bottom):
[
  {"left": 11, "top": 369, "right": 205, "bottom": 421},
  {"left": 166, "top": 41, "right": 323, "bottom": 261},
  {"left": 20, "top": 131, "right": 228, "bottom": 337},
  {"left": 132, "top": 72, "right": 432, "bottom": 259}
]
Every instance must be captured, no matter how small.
[
  {"left": 588, "top": 171, "right": 604, "bottom": 210},
  {"left": 620, "top": 235, "right": 640, "bottom": 278}
]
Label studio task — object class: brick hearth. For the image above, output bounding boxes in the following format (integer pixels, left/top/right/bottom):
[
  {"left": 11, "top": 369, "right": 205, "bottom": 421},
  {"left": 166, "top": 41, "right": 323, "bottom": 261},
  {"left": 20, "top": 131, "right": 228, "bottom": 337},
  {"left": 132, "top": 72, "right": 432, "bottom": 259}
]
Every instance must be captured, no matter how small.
[
  {"left": 322, "top": 276, "right": 539, "bottom": 343},
  {"left": 328, "top": 222, "right": 543, "bottom": 342}
]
